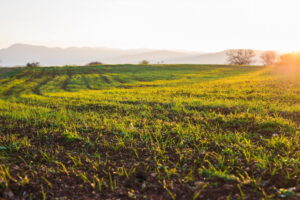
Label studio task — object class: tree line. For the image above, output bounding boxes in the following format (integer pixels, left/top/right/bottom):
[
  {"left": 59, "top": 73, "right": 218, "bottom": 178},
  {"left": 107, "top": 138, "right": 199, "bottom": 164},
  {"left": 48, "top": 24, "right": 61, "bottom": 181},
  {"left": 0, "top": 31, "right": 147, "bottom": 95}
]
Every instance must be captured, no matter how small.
[
  {"left": 226, "top": 49, "right": 279, "bottom": 65},
  {"left": 227, "top": 49, "right": 300, "bottom": 67}
]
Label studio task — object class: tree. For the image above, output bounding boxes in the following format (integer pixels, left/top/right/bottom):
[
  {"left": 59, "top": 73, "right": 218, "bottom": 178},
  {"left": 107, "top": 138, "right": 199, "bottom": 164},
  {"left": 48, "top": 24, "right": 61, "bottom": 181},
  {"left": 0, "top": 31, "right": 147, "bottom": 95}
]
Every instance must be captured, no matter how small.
[
  {"left": 86, "top": 61, "right": 103, "bottom": 66},
  {"left": 226, "top": 49, "right": 256, "bottom": 65},
  {"left": 279, "top": 52, "right": 300, "bottom": 67},
  {"left": 26, "top": 62, "right": 40, "bottom": 67},
  {"left": 139, "top": 60, "right": 149, "bottom": 65},
  {"left": 260, "top": 51, "right": 278, "bottom": 65},
  {"left": 274, "top": 52, "right": 300, "bottom": 75}
]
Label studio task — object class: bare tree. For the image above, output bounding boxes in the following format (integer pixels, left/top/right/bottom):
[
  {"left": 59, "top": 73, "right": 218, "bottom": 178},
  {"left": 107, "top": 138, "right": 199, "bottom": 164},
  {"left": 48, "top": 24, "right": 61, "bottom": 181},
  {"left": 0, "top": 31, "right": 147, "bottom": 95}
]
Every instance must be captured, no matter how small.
[
  {"left": 260, "top": 51, "right": 278, "bottom": 65},
  {"left": 226, "top": 49, "right": 256, "bottom": 65}
]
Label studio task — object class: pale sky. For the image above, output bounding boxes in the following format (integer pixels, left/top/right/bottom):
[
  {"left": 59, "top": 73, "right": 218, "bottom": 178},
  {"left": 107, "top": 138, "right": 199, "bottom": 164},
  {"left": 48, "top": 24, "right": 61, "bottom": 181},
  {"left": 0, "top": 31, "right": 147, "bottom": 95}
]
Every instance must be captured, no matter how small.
[{"left": 0, "top": 0, "right": 299, "bottom": 52}]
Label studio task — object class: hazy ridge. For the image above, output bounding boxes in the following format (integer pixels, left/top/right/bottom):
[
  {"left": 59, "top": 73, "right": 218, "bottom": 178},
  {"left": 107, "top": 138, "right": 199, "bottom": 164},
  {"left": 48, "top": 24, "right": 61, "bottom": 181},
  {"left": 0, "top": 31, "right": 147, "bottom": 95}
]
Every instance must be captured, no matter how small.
[{"left": 0, "top": 43, "right": 263, "bottom": 66}]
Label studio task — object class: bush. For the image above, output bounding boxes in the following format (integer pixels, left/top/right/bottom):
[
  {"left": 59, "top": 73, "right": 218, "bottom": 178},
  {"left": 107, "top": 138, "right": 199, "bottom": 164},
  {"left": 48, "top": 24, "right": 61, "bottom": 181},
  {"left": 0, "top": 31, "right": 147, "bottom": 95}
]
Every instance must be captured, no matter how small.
[
  {"left": 26, "top": 62, "right": 40, "bottom": 67},
  {"left": 139, "top": 60, "right": 149, "bottom": 65},
  {"left": 86, "top": 61, "right": 103, "bottom": 66}
]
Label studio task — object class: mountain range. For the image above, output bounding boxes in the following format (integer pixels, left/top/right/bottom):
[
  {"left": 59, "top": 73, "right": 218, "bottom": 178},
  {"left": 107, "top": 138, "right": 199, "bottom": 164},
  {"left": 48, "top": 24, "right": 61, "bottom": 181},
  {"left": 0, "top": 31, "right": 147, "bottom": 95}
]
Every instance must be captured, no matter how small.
[{"left": 0, "top": 44, "right": 264, "bottom": 66}]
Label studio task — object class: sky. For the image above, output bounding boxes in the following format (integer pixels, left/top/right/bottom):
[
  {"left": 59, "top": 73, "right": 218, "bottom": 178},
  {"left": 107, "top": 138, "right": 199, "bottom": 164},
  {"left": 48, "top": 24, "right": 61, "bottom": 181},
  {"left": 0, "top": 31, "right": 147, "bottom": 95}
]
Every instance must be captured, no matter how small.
[{"left": 0, "top": 0, "right": 300, "bottom": 52}]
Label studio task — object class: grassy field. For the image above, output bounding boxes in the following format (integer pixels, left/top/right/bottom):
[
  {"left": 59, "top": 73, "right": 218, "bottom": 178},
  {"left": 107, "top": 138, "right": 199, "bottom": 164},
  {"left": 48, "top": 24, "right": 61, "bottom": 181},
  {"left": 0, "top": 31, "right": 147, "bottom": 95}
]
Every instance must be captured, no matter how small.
[{"left": 0, "top": 64, "right": 299, "bottom": 200}]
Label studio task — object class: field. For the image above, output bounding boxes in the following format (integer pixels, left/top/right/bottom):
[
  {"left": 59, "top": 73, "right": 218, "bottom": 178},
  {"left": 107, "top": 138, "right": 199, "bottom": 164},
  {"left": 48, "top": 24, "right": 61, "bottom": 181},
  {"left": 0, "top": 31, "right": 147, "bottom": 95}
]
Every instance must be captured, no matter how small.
[{"left": 0, "top": 64, "right": 299, "bottom": 200}]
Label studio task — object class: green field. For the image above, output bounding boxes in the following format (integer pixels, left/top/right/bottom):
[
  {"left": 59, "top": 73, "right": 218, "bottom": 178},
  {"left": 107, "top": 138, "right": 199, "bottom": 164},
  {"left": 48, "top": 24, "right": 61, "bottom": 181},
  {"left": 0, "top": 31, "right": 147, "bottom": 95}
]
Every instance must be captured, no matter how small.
[{"left": 0, "top": 64, "right": 299, "bottom": 199}]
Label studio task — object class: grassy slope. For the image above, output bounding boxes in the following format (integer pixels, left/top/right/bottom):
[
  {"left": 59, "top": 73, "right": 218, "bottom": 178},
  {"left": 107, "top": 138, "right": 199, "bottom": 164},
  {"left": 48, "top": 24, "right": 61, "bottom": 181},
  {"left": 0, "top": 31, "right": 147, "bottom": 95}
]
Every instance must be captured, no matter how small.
[{"left": 0, "top": 65, "right": 299, "bottom": 200}]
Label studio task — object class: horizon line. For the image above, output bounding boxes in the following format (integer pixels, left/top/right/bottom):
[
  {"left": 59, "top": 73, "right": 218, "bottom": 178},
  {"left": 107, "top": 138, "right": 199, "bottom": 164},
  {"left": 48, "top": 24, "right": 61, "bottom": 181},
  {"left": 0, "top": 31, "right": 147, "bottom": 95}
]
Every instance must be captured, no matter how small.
[{"left": 1, "top": 42, "right": 292, "bottom": 54}]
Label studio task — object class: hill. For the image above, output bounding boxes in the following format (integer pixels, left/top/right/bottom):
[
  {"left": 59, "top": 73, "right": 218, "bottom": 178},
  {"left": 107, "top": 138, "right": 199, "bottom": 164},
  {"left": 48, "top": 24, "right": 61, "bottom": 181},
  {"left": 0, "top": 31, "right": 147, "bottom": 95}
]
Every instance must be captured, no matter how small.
[
  {"left": 0, "top": 44, "right": 264, "bottom": 66},
  {"left": 0, "top": 44, "right": 151, "bottom": 66}
]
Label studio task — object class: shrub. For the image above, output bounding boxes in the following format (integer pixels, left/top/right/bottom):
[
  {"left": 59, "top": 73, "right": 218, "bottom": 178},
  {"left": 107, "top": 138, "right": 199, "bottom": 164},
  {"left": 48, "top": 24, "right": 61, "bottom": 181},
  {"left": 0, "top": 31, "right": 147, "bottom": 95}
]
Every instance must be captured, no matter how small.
[
  {"left": 26, "top": 62, "right": 40, "bottom": 67},
  {"left": 139, "top": 60, "right": 149, "bottom": 65},
  {"left": 86, "top": 61, "right": 103, "bottom": 66}
]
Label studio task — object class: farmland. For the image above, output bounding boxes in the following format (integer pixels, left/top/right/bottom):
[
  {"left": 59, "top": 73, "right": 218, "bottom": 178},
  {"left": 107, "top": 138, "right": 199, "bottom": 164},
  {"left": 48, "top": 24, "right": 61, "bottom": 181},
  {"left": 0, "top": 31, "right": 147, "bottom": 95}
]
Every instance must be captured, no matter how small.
[{"left": 0, "top": 64, "right": 299, "bottom": 199}]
